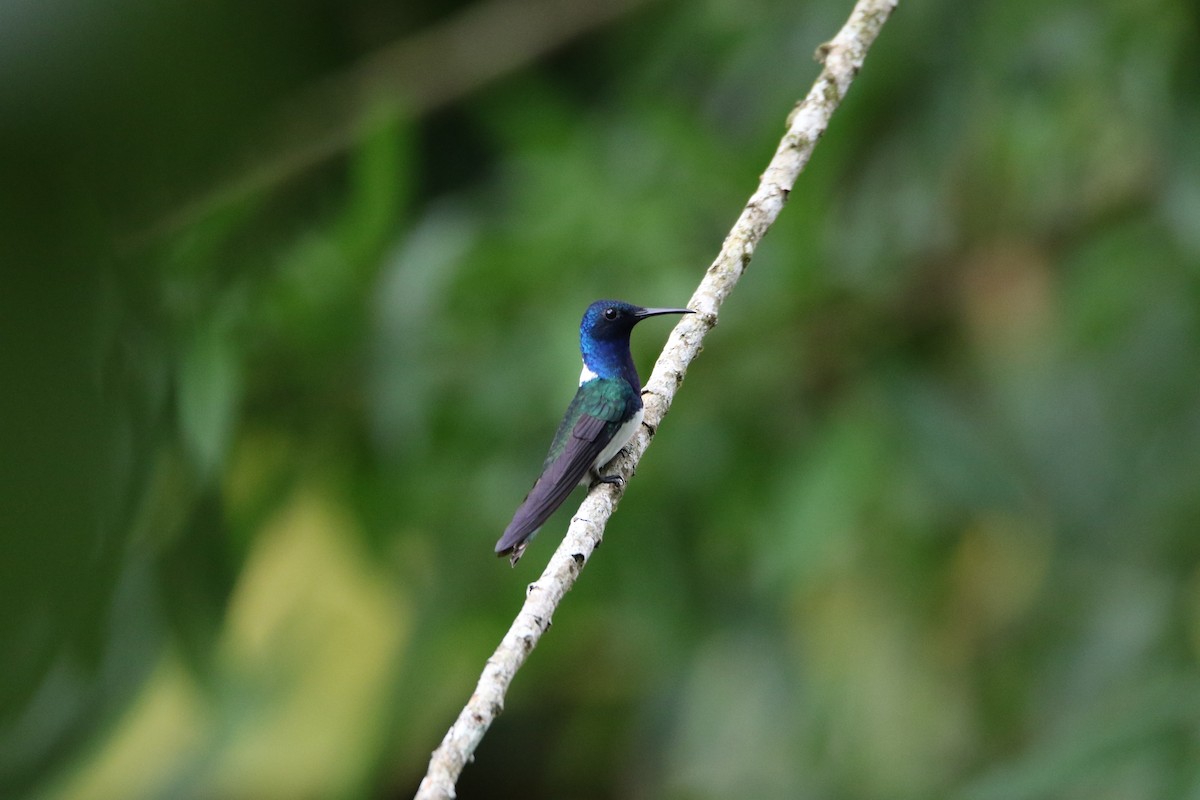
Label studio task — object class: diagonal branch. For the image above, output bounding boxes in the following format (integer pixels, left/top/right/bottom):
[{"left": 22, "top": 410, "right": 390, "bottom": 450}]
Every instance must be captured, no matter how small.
[
  {"left": 139, "top": 0, "right": 657, "bottom": 243},
  {"left": 414, "top": 1, "right": 899, "bottom": 797}
]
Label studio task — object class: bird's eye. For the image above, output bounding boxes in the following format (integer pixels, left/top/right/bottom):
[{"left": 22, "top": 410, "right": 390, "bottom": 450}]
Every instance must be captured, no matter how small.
[{"left": 603, "top": 307, "right": 619, "bottom": 320}]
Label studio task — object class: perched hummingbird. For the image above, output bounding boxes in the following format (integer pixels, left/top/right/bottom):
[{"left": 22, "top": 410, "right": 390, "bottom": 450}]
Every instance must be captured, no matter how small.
[{"left": 495, "top": 300, "right": 693, "bottom": 565}]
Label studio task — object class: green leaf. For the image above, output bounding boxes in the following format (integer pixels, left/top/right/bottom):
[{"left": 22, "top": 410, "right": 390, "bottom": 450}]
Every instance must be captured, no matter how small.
[{"left": 178, "top": 320, "right": 241, "bottom": 479}]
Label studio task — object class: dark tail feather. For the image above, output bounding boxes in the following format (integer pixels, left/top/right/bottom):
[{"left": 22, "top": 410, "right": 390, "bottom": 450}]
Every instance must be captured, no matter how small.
[
  {"left": 495, "top": 520, "right": 537, "bottom": 566},
  {"left": 495, "top": 432, "right": 597, "bottom": 565}
]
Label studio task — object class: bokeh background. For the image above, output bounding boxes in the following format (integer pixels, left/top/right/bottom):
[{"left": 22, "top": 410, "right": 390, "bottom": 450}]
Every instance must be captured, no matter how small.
[{"left": 3, "top": 0, "right": 1199, "bottom": 797}]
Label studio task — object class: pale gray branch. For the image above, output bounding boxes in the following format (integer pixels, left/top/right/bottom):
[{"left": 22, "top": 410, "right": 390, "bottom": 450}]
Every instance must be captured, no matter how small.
[{"left": 414, "top": 1, "right": 899, "bottom": 796}]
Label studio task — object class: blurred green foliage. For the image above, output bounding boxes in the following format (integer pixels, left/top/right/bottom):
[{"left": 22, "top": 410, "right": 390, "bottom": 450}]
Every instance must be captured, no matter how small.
[{"left": 2, "top": 0, "right": 1199, "bottom": 798}]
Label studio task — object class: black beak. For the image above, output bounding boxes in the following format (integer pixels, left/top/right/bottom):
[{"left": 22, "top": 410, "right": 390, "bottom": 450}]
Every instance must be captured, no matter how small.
[{"left": 635, "top": 306, "right": 694, "bottom": 319}]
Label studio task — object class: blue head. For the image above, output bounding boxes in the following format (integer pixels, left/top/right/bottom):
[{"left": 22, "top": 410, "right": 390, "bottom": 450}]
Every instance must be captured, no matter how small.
[{"left": 579, "top": 300, "right": 692, "bottom": 389}]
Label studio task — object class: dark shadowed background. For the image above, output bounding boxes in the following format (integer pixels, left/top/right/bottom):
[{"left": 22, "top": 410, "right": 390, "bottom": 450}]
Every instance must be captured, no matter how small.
[{"left": 2, "top": 0, "right": 1198, "bottom": 797}]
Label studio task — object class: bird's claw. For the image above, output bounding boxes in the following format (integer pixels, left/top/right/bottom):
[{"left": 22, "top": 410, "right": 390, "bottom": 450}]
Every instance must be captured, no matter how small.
[{"left": 590, "top": 473, "right": 625, "bottom": 489}]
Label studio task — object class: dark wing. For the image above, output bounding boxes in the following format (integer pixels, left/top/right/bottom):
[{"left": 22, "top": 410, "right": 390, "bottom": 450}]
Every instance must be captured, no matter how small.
[{"left": 495, "top": 380, "right": 633, "bottom": 563}]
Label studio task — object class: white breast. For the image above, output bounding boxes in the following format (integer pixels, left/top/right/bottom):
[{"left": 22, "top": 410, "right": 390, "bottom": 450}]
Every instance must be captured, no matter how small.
[
  {"left": 593, "top": 407, "right": 644, "bottom": 471},
  {"left": 579, "top": 363, "right": 599, "bottom": 385}
]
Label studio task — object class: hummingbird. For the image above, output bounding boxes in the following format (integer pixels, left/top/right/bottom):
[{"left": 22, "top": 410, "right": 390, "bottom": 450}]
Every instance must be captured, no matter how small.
[{"left": 495, "top": 299, "right": 693, "bottom": 565}]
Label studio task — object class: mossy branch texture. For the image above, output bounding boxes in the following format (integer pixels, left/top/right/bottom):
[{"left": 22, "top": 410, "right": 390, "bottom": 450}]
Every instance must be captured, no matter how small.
[{"left": 415, "top": 1, "right": 898, "bottom": 796}]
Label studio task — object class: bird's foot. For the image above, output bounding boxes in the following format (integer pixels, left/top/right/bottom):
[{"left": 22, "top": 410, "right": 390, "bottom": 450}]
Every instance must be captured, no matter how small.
[{"left": 589, "top": 473, "right": 625, "bottom": 489}]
